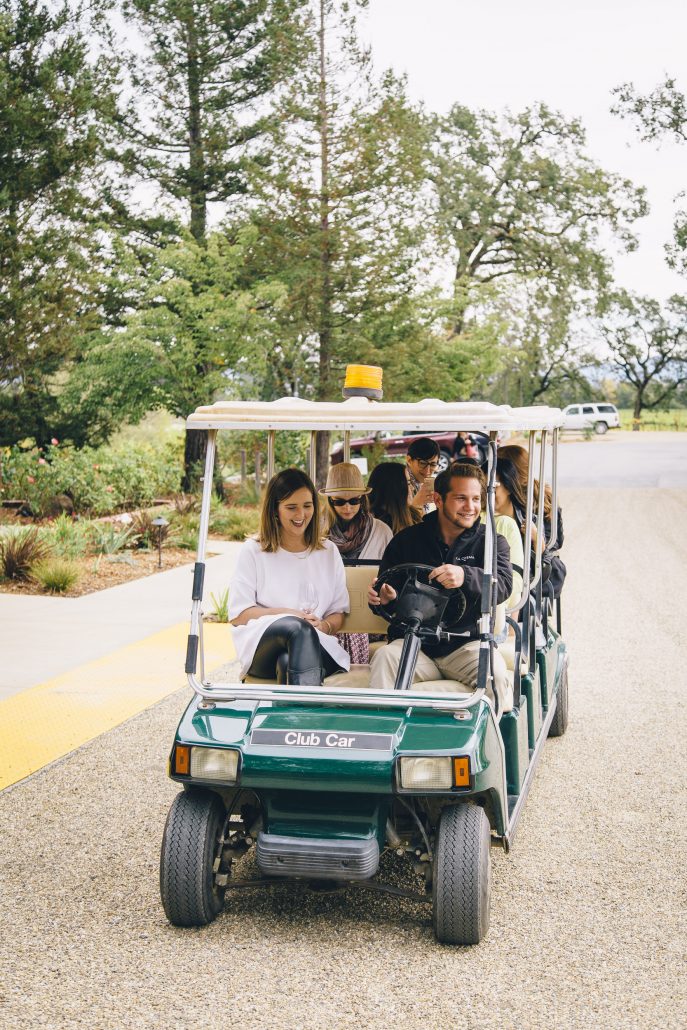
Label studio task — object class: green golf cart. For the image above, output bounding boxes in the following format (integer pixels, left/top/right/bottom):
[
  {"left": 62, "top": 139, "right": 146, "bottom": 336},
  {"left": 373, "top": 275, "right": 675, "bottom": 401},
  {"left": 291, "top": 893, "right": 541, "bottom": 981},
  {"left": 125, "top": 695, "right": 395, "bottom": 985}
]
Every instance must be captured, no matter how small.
[{"left": 159, "top": 393, "right": 568, "bottom": 945}]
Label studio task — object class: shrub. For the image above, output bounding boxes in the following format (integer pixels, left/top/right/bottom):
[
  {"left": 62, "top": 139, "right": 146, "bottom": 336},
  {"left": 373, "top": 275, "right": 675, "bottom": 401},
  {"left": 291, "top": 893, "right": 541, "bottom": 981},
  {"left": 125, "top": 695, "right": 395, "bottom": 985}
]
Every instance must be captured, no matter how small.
[
  {"left": 130, "top": 510, "right": 170, "bottom": 549},
  {"left": 0, "top": 528, "right": 50, "bottom": 580},
  {"left": 209, "top": 588, "right": 230, "bottom": 622},
  {"left": 44, "top": 513, "right": 90, "bottom": 560},
  {"left": 170, "top": 512, "right": 200, "bottom": 551},
  {"left": 32, "top": 559, "right": 80, "bottom": 593},
  {"left": 211, "top": 507, "right": 259, "bottom": 540},
  {"left": 0, "top": 437, "right": 182, "bottom": 517},
  {"left": 88, "top": 522, "right": 133, "bottom": 555},
  {"left": 173, "top": 493, "right": 198, "bottom": 515}
]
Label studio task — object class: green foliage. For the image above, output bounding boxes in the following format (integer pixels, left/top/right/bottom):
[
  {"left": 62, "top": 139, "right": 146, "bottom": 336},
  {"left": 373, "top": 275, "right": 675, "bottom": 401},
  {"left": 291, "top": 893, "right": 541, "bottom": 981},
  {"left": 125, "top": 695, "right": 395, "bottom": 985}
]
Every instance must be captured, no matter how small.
[
  {"left": 113, "top": 0, "right": 306, "bottom": 241},
  {"left": 88, "top": 522, "right": 134, "bottom": 555},
  {"left": 0, "top": 438, "right": 181, "bottom": 517},
  {"left": 241, "top": 1, "right": 435, "bottom": 413},
  {"left": 130, "top": 511, "right": 170, "bottom": 550},
  {"left": 43, "top": 513, "right": 90, "bottom": 560},
  {"left": 32, "top": 558, "right": 79, "bottom": 593},
  {"left": 618, "top": 408, "right": 687, "bottom": 430},
  {"left": 209, "top": 505, "right": 259, "bottom": 540},
  {"left": 209, "top": 588, "right": 230, "bottom": 623},
  {"left": 170, "top": 513, "right": 200, "bottom": 552},
  {"left": 217, "top": 430, "right": 308, "bottom": 484},
  {"left": 599, "top": 292, "right": 687, "bottom": 420},
  {"left": 0, "top": 0, "right": 121, "bottom": 449},
  {"left": 172, "top": 493, "right": 198, "bottom": 516},
  {"left": 0, "top": 527, "right": 49, "bottom": 580}
]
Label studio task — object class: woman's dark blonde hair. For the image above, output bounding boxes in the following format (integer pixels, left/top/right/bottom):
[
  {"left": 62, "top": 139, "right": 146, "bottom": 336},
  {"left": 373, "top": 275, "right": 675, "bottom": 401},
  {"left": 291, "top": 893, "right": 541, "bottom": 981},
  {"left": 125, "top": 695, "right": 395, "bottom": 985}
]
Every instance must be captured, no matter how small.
[
  {"left": 497, "top": 444, "right": 552, "bottom": 520},
  {"left": 259, "top": 469, "right": 323, "bottom": 553}
]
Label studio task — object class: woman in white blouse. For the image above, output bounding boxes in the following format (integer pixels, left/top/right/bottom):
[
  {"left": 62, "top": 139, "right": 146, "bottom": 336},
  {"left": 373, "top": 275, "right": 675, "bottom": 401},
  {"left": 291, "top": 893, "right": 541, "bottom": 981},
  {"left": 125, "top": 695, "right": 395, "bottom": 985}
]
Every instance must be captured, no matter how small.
[{"left": 229, "top": 468, "right": 350, "bottom": 685}]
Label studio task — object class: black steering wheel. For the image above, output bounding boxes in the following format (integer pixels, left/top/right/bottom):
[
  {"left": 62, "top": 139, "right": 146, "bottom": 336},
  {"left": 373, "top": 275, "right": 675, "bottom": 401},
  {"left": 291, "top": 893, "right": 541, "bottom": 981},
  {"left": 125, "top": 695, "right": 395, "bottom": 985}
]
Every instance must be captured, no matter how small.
[{"left": 373, "top": 562, "right": 467, "bottom": 630}]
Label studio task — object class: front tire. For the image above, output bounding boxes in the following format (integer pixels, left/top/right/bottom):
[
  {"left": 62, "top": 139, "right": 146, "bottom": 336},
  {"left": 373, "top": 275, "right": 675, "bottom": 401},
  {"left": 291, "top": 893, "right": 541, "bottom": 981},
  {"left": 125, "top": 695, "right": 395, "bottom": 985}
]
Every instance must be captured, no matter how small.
[
  {"left": 594, "top": 421, "right": 608, "bottom": 435},
  {"left": 160, "top": 788, "right": 227, "bottom": 927},
  {"left": 432, "top": 803, "right": 491, "bottom": 945}
]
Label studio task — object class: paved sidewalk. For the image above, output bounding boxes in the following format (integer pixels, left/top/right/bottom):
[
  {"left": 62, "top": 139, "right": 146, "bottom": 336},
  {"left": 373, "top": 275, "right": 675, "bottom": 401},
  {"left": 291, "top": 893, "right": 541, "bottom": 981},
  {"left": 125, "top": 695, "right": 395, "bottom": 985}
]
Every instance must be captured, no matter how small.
[
  {"left": 0, "top": 540, "right": 243, "bottom": 699},
  {"left": 0, "top": 540, "right": 244, "bottom": 788}
]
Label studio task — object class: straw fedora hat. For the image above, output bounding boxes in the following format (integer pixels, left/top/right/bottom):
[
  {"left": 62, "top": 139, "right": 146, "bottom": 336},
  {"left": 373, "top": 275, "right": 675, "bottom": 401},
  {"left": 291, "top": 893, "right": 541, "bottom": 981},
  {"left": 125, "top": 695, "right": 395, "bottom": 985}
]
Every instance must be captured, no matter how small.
[{"left": 320, "top": 462, "right": 371, "bottom": 497}]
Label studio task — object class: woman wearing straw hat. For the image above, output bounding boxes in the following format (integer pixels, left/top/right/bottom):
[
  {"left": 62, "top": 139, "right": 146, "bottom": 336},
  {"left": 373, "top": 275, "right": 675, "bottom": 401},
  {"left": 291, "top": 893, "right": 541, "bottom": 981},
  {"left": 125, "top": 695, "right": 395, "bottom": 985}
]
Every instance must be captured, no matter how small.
[
  {"left": 321, "top": 463, "right": 392, "bottom": 561},
  {"left": 321, "top": 463, "right": 392, "bottom": 665}
]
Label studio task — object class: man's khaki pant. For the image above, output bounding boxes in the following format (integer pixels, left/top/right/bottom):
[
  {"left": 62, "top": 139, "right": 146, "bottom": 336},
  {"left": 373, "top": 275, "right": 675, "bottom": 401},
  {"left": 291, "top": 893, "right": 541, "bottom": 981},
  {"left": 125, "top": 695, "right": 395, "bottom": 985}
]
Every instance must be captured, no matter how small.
[{"left": 369, "top": 637, "right": 508, "bottom": 707}]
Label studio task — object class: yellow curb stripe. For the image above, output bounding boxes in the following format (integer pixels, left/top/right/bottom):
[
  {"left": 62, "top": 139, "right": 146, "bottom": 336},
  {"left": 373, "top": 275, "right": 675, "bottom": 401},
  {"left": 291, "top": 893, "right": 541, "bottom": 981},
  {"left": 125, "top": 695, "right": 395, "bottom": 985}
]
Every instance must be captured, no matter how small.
[{"left": 0, "top": 622, "right": 235, "bottom": 790}]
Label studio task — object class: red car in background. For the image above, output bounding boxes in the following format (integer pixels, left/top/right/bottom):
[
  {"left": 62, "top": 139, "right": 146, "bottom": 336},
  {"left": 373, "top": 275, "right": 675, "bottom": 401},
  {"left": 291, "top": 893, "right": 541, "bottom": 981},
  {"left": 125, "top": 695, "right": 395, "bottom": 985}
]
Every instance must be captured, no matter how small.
[{"left": 330, "top": 430, "right": 489, "bottom": 471}]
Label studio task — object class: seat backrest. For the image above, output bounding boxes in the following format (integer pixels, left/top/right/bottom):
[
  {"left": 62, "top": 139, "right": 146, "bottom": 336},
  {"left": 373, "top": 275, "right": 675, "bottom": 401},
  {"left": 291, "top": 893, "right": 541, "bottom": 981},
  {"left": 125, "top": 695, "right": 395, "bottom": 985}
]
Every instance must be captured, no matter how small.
[{"left": 341, "top": 564, "right": 388, "bottom": 634}]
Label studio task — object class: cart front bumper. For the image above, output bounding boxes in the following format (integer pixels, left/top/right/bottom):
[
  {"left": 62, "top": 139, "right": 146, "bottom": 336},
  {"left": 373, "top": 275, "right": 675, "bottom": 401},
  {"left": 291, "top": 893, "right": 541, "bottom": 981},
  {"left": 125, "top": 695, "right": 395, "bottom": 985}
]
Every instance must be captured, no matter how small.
[{"left": 256, "top": 832, "right": 379, "bottom": 881}]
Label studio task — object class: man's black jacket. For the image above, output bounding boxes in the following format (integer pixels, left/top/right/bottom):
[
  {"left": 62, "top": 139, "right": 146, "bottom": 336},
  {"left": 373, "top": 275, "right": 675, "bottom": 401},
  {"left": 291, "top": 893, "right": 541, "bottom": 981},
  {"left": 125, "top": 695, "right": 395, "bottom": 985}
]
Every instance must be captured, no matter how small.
[{"left": 375, "top": 511, "right": 513, "bottom": 658}]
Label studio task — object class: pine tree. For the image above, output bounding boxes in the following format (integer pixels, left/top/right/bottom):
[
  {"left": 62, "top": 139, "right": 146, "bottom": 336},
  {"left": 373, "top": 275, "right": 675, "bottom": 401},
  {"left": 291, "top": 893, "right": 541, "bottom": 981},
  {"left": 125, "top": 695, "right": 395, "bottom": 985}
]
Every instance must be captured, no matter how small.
[
  {"left": 241, "top": 0, "right": 433, "bottom": 478},
  {"left": 0, "top": 0, "right": 117, "bottom": 447}
]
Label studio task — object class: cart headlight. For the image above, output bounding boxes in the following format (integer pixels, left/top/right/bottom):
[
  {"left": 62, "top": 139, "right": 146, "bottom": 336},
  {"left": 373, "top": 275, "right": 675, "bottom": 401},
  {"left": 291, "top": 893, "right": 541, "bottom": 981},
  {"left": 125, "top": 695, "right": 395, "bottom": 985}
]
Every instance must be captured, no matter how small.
[
  {"left": 399, "top": 756, "right": 452, "bottom": 790},
  {"left": 190, "top": 747, "right": 239, "bottom": 782}
]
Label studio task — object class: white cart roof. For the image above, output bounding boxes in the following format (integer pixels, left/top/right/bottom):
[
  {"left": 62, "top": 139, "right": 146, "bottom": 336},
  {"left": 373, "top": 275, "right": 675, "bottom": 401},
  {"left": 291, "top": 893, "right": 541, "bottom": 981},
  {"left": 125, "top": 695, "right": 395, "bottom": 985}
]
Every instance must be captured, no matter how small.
[{"left": 186, "top": 397, "right": 563, "bottom": 432}]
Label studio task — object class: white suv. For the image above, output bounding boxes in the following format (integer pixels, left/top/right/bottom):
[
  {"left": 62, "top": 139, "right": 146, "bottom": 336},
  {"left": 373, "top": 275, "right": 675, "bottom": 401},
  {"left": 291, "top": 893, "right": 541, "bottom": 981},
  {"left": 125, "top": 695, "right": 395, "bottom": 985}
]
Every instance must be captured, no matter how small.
[{"left": 561, "top": 403, "right": 620, "bottom": 434}]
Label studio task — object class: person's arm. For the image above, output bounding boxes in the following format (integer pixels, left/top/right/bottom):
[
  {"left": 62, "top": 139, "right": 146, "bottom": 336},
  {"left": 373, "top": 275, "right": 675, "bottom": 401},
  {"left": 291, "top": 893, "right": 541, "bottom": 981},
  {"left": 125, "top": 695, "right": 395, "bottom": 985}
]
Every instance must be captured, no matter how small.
[
  {"left": 368, "top": 533, "right": 403, "bottom": 607},
  {"left": 410, "top": 477, "right": 434, "bottom": 511},
  {"left": 231, "top": 604, "right": 304, "bottom": 626},
  {"left": 317, "top": 612, "right": 345, "bottom": 634},
  {"left": 458, "top": 533, "right": 513, "bottom": 605},
  {"left": 493, "top": 533, "right": 514, "bottom": 604}
]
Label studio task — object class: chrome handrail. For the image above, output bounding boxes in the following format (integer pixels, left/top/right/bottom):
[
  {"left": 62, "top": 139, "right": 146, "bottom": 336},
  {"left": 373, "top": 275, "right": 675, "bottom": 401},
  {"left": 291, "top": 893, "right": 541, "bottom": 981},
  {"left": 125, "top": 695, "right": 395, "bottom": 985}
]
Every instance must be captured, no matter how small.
[{"left": 187, "top": 674, "right": 487, "bottom": 712}]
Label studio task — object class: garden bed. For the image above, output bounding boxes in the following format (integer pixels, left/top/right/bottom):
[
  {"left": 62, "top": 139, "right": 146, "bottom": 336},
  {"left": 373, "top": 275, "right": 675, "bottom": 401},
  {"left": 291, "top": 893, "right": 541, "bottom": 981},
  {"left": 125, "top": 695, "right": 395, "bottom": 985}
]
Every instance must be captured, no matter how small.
[{"left": 0, "top": 546, "right": 198, "bottom": 598}]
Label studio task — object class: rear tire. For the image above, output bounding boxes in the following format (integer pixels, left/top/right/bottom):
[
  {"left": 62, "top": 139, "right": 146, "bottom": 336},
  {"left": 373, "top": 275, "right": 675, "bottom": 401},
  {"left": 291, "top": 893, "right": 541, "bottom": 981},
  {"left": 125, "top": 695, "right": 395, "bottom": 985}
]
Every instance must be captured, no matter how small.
[
  {"left": 594, "top": 421, "right": 608, "bottom": 435},
  {"left": 548, "top": 658, "right": 569, "bottom": 737},
  {"left": 432, "top": 803, "right": 491, "bottom": 945},
  {"left": 160, "top": 788, "right": 227, "bottom": 927}
]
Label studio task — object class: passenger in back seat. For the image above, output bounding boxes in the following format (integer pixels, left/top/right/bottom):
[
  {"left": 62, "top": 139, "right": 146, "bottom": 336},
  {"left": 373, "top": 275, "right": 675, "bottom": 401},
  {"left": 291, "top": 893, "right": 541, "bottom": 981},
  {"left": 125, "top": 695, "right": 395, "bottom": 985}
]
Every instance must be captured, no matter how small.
[
  {"left": 367, "top": 462, "right": 513, "bottom": 708},
  {"left": 322, "top": 463, "right": 392, "bottom": 665}
]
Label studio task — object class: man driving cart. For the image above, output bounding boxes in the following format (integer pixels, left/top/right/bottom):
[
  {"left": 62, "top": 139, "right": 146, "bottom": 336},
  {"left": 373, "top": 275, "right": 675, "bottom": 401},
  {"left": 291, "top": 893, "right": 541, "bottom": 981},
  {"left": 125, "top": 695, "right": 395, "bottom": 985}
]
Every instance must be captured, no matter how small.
[{"left": 368, "top": 461, "right": 513, "bottom": 709}]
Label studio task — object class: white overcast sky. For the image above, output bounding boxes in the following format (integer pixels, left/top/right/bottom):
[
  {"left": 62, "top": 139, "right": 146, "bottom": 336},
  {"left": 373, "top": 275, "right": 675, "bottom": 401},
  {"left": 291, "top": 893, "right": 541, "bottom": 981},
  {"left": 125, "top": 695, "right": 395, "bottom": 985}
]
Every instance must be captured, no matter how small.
[{"left": 363, "top": 0, "right": 687, "bottom": 302}]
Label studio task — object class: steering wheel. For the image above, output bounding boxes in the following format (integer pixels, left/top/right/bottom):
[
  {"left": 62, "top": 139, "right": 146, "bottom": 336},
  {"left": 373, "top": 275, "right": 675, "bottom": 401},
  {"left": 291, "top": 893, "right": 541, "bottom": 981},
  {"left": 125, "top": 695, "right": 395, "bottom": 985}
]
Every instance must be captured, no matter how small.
[{"left": 373, "top": 562, "right": 467, "bottom": 629}]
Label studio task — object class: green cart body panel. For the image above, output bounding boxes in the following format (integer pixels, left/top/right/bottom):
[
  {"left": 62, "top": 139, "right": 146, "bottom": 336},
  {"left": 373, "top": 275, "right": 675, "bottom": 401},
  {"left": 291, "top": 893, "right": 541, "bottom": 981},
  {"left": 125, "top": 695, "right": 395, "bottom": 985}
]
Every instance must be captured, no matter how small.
[{"left": 173, "top": 693, "right": 509, "bottom": 837}]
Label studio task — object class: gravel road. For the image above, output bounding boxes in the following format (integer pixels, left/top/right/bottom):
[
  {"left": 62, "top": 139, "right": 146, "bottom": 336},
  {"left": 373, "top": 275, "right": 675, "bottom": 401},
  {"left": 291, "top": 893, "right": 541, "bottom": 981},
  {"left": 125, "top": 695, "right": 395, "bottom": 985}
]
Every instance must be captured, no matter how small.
[{"left": 1, "top": 488, "right": 686, "bottom": 1030}]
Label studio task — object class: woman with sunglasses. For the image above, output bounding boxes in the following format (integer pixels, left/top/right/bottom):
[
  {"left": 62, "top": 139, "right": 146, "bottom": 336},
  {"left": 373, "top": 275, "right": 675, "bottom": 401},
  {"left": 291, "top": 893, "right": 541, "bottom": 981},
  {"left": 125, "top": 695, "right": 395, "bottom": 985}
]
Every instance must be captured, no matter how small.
[
  {"left": 229, "top": 468, "right": 350, "bottom": 685},
  {"left": 321, "top": 463, "right": 392, "bottom": 664}
]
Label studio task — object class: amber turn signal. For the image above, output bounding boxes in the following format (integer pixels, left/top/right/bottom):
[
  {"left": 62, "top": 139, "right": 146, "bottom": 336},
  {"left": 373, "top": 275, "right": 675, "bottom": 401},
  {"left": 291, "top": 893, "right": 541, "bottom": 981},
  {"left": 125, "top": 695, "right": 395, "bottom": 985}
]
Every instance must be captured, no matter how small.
[
  {"left": 174, "top": 745, "right": 190, "bottom": 775},
  {"left": 453, "top": 756, "right": 470, "bottom": 787}
]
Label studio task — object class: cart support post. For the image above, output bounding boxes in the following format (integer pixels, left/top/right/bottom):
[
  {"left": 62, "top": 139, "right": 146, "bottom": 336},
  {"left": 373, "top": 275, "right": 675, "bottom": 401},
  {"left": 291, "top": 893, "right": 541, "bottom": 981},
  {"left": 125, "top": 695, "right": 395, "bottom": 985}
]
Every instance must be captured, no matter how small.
[{"left": 186, "top": 430, "right": 217, "bottom": 677}]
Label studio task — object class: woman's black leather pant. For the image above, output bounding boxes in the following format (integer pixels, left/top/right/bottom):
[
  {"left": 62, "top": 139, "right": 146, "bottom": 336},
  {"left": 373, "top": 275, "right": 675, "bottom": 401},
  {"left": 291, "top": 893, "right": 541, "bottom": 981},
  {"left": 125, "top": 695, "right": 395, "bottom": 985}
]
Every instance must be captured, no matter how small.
[{"left": 248, "top": 616, "right": 342, "bottom": 685}]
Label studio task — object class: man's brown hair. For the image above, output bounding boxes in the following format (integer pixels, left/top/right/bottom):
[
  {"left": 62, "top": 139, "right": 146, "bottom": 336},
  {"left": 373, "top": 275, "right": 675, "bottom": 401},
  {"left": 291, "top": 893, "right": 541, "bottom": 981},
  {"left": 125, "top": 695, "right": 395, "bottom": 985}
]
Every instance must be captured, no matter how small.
[{"left": 434, "top": 461, "right": 486, "bottom": 502}]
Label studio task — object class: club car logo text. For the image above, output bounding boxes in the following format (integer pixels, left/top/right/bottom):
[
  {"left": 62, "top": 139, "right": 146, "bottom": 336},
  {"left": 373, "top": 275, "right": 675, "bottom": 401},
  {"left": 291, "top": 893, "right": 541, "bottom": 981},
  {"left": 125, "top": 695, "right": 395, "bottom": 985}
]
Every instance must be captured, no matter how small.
[{"left": 250, "top": 729, "right": 393, "bottom": 751}]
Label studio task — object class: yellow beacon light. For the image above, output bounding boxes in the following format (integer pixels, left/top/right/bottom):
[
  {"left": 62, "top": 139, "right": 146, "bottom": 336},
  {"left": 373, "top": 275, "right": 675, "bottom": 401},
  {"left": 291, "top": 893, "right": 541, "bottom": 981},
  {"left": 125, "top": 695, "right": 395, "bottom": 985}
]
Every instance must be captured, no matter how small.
[{"left": 343, "top": 364, "right": 383, "bottom": 400}]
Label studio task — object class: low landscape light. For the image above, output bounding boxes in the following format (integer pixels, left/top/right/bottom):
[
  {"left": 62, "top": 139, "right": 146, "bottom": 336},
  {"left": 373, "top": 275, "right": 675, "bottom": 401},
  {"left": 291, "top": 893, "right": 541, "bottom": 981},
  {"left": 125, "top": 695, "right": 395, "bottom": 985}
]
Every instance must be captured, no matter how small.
[{"left": 152, "top": 516, "right": 169, "bottom": 568}]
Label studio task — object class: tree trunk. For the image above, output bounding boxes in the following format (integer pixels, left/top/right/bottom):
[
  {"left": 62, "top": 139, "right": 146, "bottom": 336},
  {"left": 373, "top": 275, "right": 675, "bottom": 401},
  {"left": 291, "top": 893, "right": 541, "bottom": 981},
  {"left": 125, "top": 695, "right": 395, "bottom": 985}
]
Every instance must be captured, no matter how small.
[
  {"left": 632, "top": 391, "right": 644, "bottom": 430},
  {"left": 182, "top": 429, "right": 206, "bottom": 491},
  {"left": 186, "top": 8, "right": 206, "bottom": 245}
]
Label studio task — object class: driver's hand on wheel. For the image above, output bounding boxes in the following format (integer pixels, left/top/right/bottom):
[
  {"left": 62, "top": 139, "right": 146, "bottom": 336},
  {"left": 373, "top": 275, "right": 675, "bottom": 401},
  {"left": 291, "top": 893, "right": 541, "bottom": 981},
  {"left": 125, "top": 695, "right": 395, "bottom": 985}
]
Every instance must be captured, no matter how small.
[
  {"left": 428, "top": 563, "right": 465, "bottom": 590},
  {"left": 368, "top": 581, "right": 397, "bottom": 607}
]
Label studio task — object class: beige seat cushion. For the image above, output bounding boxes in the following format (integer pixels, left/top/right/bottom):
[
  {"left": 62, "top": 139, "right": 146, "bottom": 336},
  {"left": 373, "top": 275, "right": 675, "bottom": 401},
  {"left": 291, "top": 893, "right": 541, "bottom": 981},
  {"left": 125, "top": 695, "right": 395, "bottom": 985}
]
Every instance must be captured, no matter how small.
[{"left": 340, "top": 565, "right": 387, "bottom": 634}]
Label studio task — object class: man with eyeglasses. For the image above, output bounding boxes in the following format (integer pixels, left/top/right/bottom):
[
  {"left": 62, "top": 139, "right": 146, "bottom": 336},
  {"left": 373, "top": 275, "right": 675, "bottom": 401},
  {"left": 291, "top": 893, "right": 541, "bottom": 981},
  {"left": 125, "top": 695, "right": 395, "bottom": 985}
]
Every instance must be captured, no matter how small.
[{"left": 406, "top": 437, "right": 441, "bottom": 516}]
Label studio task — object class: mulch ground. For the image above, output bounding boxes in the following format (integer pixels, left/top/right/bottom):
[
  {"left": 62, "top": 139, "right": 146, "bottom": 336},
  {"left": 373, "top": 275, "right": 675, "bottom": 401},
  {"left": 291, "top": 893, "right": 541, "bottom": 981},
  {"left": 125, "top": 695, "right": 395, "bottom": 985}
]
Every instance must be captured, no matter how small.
[{"left": 0, "top": 547, "right": 197, "bottom": 598}]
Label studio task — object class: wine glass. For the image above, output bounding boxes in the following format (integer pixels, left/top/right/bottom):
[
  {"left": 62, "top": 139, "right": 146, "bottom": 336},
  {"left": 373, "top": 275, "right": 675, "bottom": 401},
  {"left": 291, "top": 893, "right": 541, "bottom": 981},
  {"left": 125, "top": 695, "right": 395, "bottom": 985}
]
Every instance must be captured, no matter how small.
[{"left": 298, "top": 582, "right": 319, "bottom": 615}]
